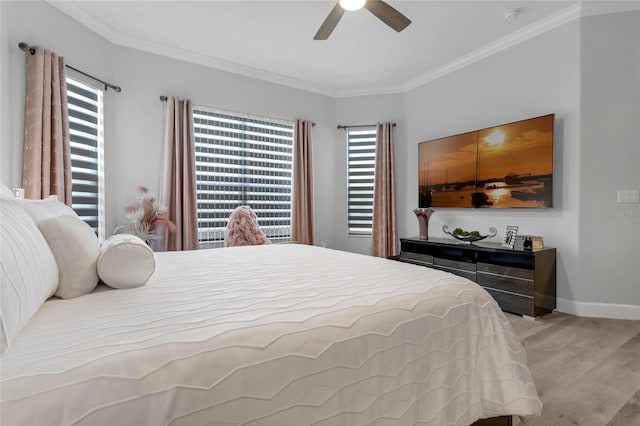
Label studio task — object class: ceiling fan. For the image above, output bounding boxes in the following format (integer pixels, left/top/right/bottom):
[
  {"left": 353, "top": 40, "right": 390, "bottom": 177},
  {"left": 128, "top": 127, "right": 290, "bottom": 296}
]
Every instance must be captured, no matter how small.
[{"left": 314, "top": 0, "right": 412, "bottom": 40}]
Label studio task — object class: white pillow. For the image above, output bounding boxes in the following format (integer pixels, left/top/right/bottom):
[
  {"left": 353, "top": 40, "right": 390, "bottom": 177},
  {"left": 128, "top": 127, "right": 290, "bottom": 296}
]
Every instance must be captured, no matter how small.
[
  {"left": 0, "top": 199, "right": 58, "bottom": 352},
  {"left": 20, "top": 195, "right": 78, "bottom": 224},
  {"left": 38, "top": 215, "right": 100, "bottom": 299},
  {"left": 97, "top": 234, "right": 156, "bottom": 289}
]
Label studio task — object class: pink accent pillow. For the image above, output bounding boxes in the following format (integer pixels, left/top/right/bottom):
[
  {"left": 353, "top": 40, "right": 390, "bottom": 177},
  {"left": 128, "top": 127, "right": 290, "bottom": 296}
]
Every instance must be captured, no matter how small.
[{"left": 224, "top": 206, "right": 271, "bottom": 247}]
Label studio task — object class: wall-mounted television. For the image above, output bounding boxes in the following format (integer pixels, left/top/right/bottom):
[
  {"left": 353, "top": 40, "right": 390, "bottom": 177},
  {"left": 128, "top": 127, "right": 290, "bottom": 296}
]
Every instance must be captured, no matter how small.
[{"left": 418, "top": 114, "right": 554, "bottom": 208}]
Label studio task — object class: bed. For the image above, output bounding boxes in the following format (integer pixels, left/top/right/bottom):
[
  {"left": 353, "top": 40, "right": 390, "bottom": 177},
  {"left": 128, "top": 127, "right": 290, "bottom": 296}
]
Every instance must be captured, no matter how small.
[{"left": 0, "top": 197, "right": 541, "bottom": 425}]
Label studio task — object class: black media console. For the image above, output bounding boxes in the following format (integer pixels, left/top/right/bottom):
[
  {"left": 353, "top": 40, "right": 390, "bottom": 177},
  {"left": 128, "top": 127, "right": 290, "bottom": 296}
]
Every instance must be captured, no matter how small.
[{"left": 396, "top": 237, "right": 556, "bottom": 317}]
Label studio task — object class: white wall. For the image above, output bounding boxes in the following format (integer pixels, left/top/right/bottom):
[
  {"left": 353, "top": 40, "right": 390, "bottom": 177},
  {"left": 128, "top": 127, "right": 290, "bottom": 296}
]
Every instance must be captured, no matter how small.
[
  {"left": 1, "top": 0, "right": 337, "bottom": 248},
  {"left": 577, "top": 10, "right": 640, "bottom": 318}
]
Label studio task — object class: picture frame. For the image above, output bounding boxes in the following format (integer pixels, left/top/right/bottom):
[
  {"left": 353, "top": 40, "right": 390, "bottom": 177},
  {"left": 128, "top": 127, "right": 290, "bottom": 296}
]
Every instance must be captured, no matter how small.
[{"left": 502, "top": 225, "right": 519, "bottom": 249}]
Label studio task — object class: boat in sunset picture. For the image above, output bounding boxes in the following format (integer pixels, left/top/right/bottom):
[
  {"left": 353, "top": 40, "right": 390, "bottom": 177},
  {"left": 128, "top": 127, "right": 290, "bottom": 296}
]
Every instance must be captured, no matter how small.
[{"left": 418, "top": 114, "right": 554, "bottom": 208}]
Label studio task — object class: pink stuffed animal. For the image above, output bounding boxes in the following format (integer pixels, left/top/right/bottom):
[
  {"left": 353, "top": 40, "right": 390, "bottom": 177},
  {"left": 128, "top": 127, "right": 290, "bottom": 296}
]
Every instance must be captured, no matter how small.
[{"left": 224, "top": 206, "right": 271, "bottom": 247}]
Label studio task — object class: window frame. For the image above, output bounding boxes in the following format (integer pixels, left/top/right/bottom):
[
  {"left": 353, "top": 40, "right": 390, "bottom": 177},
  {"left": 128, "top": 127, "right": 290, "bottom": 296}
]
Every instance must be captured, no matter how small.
[
  {"left": 347, "top": 127, "right": 377, "bottom": 236},
  {"left": 192, "top": 106, "right": 294, "bottom": 248},
  {"left": 66, "top": 73, "right": 105, "bottom": 241}
]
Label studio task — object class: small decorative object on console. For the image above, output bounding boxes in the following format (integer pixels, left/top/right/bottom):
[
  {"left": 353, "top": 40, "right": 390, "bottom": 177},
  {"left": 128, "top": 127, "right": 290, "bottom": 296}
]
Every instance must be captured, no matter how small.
[
  {"left": 501, "top": 225, "right": 519, "bottom": 249},
  {"left": 514, "top": 235, "right": 544, "bottom": 251},
  {"left": 413, "top": 208, "right": 434, "bottom": 240},
  {"left": 442, "top": 224, "right": 497, "bottom": 244}
]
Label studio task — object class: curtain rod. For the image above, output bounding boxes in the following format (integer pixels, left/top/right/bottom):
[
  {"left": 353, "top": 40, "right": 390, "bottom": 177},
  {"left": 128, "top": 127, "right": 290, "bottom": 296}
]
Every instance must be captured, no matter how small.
[
  {"left": 160, "top": 95, "right": 315, "bottom": 126},
  {"left": 18, "top": 42, "right": 122, "bottom": 93},
  {"left": 337, "top": 123, "right": 397, "bottom": 130}
]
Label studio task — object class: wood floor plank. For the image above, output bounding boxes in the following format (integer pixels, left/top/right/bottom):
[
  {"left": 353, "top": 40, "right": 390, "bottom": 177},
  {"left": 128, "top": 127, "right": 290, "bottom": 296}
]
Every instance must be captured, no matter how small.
[
  {"left": 607, "top": 387, "right": 640, "bottom": 426},
  {"left": 504, "top": 313, "right": 640, "bottom": 426},
  {"left": 507, "top": 312, "right": 571, "bottom": 340},
  {"left": 521, "top": 318, "right": 640, "bottom": 382},
  {"left": 522, "top": 332, "right": 640, "bottom": 425}
]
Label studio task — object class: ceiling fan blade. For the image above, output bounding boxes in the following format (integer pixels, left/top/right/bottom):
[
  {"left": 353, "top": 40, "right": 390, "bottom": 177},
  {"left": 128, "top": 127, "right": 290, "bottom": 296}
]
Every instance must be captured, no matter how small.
[
  {"left": 314, "top": 3, "right": 345, "bottom": 40},
  {"left": 364, "top": 0, "right": 411, "bottom": 33}
]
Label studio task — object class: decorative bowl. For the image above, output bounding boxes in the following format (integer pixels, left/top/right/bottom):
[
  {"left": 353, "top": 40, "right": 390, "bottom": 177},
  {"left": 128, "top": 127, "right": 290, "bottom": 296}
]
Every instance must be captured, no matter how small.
[{"left": 442, "top": 225, "right": 497, "bottom": 244}]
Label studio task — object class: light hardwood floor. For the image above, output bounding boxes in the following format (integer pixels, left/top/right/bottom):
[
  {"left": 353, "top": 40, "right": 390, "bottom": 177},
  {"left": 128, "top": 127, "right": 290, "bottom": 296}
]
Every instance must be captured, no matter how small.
[{"left": 506, "top": 312, "right": 640, "bottom": 426}]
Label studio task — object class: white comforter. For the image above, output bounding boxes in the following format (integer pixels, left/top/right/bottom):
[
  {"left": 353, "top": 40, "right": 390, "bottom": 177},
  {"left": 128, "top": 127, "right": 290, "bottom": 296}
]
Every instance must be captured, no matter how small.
[{"left": 1, "top": 244, "right": 541, "bottom": 425}]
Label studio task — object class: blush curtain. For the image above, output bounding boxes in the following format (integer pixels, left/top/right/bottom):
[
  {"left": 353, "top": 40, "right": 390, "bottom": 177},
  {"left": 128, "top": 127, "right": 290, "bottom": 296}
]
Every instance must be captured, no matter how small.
[
  {"left": 371, "top": 122, "right": 398, "bottom": 258},
  {"left": 160, "top": 97, "right": 199, "bottom": 251},
  {"left": 22, "top": 46, "right": 72, "bottom": 204},
  {"left": 291, "top": 119, "right": 314, "bottom": 245}
]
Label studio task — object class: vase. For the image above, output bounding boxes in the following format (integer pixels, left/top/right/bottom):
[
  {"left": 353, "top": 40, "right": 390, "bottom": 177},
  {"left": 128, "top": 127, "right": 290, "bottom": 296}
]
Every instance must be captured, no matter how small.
[{"left": 413, "top": 208, "right": 434, "bottom": 240}]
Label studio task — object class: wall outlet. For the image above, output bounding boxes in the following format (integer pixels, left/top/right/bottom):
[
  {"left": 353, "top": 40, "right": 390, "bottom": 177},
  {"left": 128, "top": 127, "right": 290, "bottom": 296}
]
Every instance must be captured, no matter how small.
[{"left": 617, "top": 190, "right": 640, "bottom": 203}]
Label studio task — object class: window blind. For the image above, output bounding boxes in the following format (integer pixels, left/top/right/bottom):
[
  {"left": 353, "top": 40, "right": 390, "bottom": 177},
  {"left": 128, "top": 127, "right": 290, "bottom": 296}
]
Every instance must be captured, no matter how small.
[
  {"left": 193, "top": 108, "right": 294, "bottom": 248},
  {"left": 347, "top": 128, "right": 377, "bottom": 235},
  {"left": 66, "top": 77, "right": 104, "bottom": 240}
]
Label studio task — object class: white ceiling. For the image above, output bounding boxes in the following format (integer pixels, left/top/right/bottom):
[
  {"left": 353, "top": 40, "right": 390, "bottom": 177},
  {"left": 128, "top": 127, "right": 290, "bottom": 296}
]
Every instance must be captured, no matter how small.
[{"left": 48, "top": 1, "right": 636, "bottom": 97}]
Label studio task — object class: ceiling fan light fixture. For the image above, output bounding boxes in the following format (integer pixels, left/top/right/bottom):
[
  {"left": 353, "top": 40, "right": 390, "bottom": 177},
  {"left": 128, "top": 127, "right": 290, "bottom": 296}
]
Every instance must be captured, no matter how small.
[
  {"left": 314, "top": 0, "right": 410, "bottom": 40},
  {"left": 340, "top": 0, "right": 366, "bottom": 12}
]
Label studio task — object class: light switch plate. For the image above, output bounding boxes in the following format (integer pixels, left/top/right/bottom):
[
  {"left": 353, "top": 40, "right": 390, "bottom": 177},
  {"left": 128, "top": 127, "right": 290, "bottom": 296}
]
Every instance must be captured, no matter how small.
[{"left": 617, "top": 190, "right": 640, "bottom": 203}]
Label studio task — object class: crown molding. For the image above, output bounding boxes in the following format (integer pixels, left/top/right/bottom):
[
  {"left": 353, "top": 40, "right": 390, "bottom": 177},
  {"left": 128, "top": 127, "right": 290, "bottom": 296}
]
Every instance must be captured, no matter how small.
[
  {"left": 48, "top": 0, "right": 116, "bottom": 47},
  {"left": 116, "top": 34, "right": 338, "bottom": 97},
  {"left": 335, "top": 84, "right": 406, "bottom": 99},
  {"left": 46, "top": 1, "right": 338, "bottom": 98},
  {"left": 403, "top": 2, "right": 582, "bottom": 92},
  {"left": 48, "top": 1, "right": 585, "bottom": 99},
  {"left": 580, "top": 1, "right": 640, "bottom": 17}
]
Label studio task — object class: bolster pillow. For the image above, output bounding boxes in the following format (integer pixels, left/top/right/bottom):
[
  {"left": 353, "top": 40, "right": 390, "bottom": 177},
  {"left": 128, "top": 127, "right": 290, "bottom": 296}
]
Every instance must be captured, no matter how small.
[{"left": 97, "top": 234, "right": 156, "bottom": 289}]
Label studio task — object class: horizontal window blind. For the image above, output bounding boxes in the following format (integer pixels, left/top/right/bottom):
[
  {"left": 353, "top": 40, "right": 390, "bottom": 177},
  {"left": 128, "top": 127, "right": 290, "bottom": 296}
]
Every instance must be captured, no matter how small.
[
  {"left": 67, "top": 77, "right": 104, "bottom": 240},
  {"left": 348, "top": 128, "right": 377, "bottom": 235},
  {"left": 193, "top": 108, "right": 293, "bottom": 248}
]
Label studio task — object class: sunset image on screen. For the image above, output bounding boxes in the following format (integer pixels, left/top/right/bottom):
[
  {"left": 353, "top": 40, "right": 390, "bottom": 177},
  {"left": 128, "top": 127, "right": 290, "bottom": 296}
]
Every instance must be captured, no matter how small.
[
  {"left": 478, "top": 115, "right": 553, "bottom": 181},
  {"left": 418, "top": 114, "right": 554, "bottom": 208},
  {"left": 418, "top": 131, "right": 477, "bottom": 187}
]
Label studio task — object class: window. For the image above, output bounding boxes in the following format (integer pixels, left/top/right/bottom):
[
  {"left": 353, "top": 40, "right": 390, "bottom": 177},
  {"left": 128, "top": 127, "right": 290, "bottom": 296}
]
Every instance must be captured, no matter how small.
[
  {"left": 347, "top": 127, "right": 377, "bottom": 235},
  {"left": 66, "top": 77, "right": 104, "bottom": 240},
  {"left": 193, "top": 108, "right": 294, "bottom": 248}
]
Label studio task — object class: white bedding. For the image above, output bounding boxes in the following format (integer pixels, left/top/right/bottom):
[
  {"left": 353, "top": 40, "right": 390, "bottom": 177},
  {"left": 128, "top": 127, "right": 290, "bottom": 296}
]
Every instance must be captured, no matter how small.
[{"left": 1, "top": 244, "right": 541, "bottom": 425}]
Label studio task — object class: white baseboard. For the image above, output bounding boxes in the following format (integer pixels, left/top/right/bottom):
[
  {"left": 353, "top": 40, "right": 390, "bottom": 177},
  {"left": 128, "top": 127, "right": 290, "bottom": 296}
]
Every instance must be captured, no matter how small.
[{"left": 556, "top": 298, "right": 640, "bottom": 320}]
